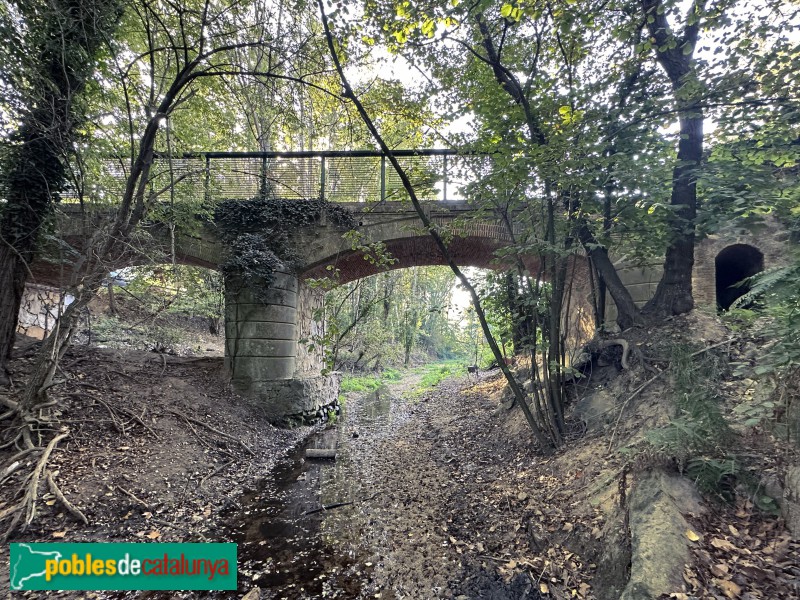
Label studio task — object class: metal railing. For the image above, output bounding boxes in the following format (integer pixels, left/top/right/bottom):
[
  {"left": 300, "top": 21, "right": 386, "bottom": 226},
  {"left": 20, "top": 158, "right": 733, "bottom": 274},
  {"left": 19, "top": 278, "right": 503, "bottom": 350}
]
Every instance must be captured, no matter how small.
[{"left": 56, "top": 149, "right": 495, "bottom": 205}]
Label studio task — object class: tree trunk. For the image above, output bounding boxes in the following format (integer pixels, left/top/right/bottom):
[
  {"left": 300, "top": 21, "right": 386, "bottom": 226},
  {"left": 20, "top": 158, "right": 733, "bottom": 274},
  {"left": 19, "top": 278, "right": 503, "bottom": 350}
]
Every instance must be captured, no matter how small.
[
  {"left": 0, "top": 128, "right": 61, "bottom": 382},
  {"left": 208, "top": 316, "right": 219, "bottom": 335},
  {"left": 0, "top": 0, "right": 123, "bottom": 383},
  {"left": 474, "top": 15, "right": 642, "bottom": 331},
  {"left": 107, "top": 282, "right": 118, "bottom": 316},
  {"left": 640, "top": 0, "right": 704, "bottom": 318},
  {"left": 505, "top": 272, "right": 527, "bottom": 353},
  {"left": 574, "top": 220, "right": 642, "bottom": 330},
  {"left": 0, "top": 247, "right": 28, "bottom": 383},
  {"left": 643, "top": 112, "right": 702, "bottom": 317},
  {"left": 319, "top": 1, "right": 555, "bottom": 449}
]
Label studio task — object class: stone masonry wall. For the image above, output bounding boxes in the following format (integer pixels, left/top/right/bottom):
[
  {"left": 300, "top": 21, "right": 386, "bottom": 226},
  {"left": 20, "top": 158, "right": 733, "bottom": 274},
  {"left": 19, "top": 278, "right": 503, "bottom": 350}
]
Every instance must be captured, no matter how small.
[
  {"left": 295, "top": 282, "right": 326, "bottom": 375},
  {"left": 224, "top": 272, "right": 339, "bottom": 424},
  {"left": 604, "top": 261, "right": 664, "bottom": 324},
  {"left": 693, "top": 218, "right": 790, "bottom": 307},
  {"left": 17, "top": 284, "right": 75, "bottom": 340},
  {"left": 605, "top": 218, "right": 790, "bottom": 322},
  {"left": 224, "top": 272, "right": 299, "bottom": 385}
]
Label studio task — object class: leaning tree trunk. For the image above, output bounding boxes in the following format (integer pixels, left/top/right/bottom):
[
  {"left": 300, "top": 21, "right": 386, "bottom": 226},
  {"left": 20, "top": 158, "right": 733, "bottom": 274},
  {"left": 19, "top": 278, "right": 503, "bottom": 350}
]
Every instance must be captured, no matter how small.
[
  {"left": 0, "top": 122, "right": 66, "bottom": 382},
  {"left": 574, "top": 220, "right": 643, "bottom": 329},
  {"left": 474, "top": 14, "right": 643, "bottom": 331},
  {"left": 0, "top": 0, "right": 123, "bottom": 382},
  {"left": 0, "top": 248, "right": 28, "bottom": 379},
  {"left": 319, "top": 1, "right": 554, "bottom": 448}
]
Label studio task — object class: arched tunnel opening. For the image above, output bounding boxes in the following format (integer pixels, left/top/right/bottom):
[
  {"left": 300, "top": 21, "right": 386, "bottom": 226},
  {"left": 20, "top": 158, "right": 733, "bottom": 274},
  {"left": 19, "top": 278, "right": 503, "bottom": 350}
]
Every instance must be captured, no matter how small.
[{"left": 715, "top": 244, "right": 764, "bottom": 311}]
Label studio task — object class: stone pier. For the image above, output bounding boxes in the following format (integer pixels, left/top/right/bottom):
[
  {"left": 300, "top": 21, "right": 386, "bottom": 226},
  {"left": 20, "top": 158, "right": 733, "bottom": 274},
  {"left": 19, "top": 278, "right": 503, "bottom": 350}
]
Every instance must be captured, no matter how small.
[{"left": 224, "top": 272, "right": 340, "bottom": 425}]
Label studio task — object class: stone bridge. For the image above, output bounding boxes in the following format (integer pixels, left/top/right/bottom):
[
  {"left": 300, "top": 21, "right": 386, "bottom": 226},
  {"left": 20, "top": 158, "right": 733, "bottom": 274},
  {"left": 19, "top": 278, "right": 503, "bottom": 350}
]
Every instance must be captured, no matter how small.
[
  {"left": 23, "top": 150, "right": 786, "bottom": 424},
  {"left": 39, "top": 198, "right": 595, "bottom": 423}
]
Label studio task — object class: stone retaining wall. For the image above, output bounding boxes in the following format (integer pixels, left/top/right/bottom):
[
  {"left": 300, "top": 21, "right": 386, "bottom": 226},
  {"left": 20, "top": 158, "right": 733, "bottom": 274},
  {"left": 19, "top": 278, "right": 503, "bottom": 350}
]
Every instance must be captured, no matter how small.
[{"left": 605, "top": 218, "right": 789, "bottom": 322}]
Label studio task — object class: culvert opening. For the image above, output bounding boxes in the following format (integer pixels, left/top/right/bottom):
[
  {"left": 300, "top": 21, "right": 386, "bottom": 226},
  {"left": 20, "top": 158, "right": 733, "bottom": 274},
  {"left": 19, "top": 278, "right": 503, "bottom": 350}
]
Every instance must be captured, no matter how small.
[{"left": 715, "top": 244, "right": 764, "bottom": 310}]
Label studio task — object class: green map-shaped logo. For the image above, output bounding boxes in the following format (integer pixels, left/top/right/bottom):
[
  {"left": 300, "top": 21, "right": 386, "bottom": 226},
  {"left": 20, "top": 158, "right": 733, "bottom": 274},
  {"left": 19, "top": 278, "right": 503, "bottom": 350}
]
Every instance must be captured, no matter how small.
[{"left": 10, "top": 544, "right": 63, "bottom": 590}]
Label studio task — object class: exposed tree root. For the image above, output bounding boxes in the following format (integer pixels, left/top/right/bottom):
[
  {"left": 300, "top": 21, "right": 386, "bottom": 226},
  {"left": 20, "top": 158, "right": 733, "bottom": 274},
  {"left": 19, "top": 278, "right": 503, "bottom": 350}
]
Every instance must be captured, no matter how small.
[
  {"left": 0, "top": 447, "right": 40, "bottom": 486},
  {"left": 96, "top": 397, "right": 127, "bottom": 434},
  {"left": 0, "top": 395, "right": 18, "bottom": 410},
  {"left": 0, "top": 427, "right": 70, "bottom": 541},
  {"left": 116, "top": 404, "right": 159, "bottom": 440},
  {"left": 200, "top": 459, "right": 235, "bottom": 489},
  {"left": 596, "top": 338, "right": 632, "bottom": 370},
  {"left": 0, "top": 431, "right": 23, "bottom": 451},
  {"left": 0, "top": 505, "right": 24, "bottom": 543},
  {"left": 170, "top": 410, "right": 255, "bottom": 456},
  {"left": 112, "top": 484, "right": 150, "bottom": 509},
  {"left": 46, "top": 470, "right": 88, "bottom": 525},
  {"left": 24, "top": 429, "right": 69, "bottom": 525},
  {"left": 0, "top": 500, "right": 24, "bottom": 522}
]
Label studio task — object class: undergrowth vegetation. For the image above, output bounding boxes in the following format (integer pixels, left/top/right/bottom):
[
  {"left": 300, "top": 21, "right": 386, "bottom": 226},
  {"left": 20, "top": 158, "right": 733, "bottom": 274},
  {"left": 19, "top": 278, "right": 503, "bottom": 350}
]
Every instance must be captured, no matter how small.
[
  {"left": 415, "top": 360, "right": 462, "bottom": 390},
  {"left": 340, "top": 360, "right": 465, "bottom": 399},
  {"left": 621, "top": 246, "right": 800, "bottom": 510},
  {"left": 643, "top": 344, "right": 732, "bottom": 466},
  {"left": 728, "top": 253, "right": 800, "bottom": 444},
  {"left": 340, "top": 368, "right": 402, "bottom": 393},
  {"left": 70, "top": 266, "right": 226, "bottom": 355}
]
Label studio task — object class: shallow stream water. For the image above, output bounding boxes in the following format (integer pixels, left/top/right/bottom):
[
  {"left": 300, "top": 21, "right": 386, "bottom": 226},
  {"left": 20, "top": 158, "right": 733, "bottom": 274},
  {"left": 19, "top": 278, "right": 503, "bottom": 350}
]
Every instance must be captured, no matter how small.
[{"left": 225, "top": 385, "right": 403, "bottom": 598}]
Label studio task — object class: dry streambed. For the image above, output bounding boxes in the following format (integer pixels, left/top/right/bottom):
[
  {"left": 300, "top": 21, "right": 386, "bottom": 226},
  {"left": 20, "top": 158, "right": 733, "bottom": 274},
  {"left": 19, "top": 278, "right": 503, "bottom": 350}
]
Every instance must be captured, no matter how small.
[
  {"left": 228, "top": 371, "right": 598, "bottom": 599},
  {"left": 5, "top": 338, "right": 796, "bottom": 599}
]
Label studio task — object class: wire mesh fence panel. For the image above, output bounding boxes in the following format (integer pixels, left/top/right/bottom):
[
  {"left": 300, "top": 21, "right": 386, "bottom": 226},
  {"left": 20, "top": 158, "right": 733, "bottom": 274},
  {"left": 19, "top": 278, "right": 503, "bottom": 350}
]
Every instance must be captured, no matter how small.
[
  {"left": 445, "top": 155, "right": 494, "bottom": 201},
  {"left": 206, "top": 156, "right": 324, "bottom": 200},
  {"left": 147, "top": 157, "right": 207, "bottom": 205},
  {"left": 384, "top": 155, "right": 443, "bottom": 202},
  {"left": 265, "top": 156, "right": 321, "bottom": 199},
  {"left": 323, "top": 155, "right": 381, "bottom": 202},
  {"left": 207, "top": 157, "right": 265, "bottom": 200},
  {"left": 54, "top": 158, "right": 129, "bottom": 206}
]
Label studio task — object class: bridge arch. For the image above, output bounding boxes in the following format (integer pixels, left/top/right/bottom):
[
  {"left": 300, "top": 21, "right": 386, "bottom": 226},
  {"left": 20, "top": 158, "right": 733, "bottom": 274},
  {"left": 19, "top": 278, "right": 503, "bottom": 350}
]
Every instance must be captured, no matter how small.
[
  {"left": 301, "top": 234, "right": 525, "bottom": 283},
  {"left": 297, "top": 203, "right": 528, "bottom": 283}
]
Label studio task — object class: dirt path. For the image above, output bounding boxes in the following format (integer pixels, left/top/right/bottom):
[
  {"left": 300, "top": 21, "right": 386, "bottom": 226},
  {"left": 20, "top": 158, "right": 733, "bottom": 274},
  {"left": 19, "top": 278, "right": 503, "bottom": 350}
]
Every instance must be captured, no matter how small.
[
  {"left": 5, "top": 346, "right": 549, "bottom": 600},
  {"left": 324, "top": 372, "right": 555, "bottom": 599}
]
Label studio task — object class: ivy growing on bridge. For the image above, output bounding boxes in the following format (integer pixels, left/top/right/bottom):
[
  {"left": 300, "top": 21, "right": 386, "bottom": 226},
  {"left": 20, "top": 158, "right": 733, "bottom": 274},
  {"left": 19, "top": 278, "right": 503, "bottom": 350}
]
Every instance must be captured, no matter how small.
[{"left": 214, "top": 197, "right": 356, "bottom": 296}]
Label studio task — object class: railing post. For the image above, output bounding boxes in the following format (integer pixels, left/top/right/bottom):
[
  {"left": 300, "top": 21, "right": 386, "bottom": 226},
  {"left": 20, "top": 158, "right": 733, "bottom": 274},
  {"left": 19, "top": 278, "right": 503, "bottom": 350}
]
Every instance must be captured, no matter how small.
[
  {"left": 320, "top": 156, "right": 326, "bottom": 200},
  {"left": 204, "top": 155, "right": 211, "bottom": 204},
  {"left": 442, "top": 154, "right": 448, "bottom": 202},
  {"left": 261, "top": 155, "right": 268, "bottom": 199},
  {"left": 380, "top": 155, "right": 386, "bottom": 202}
]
